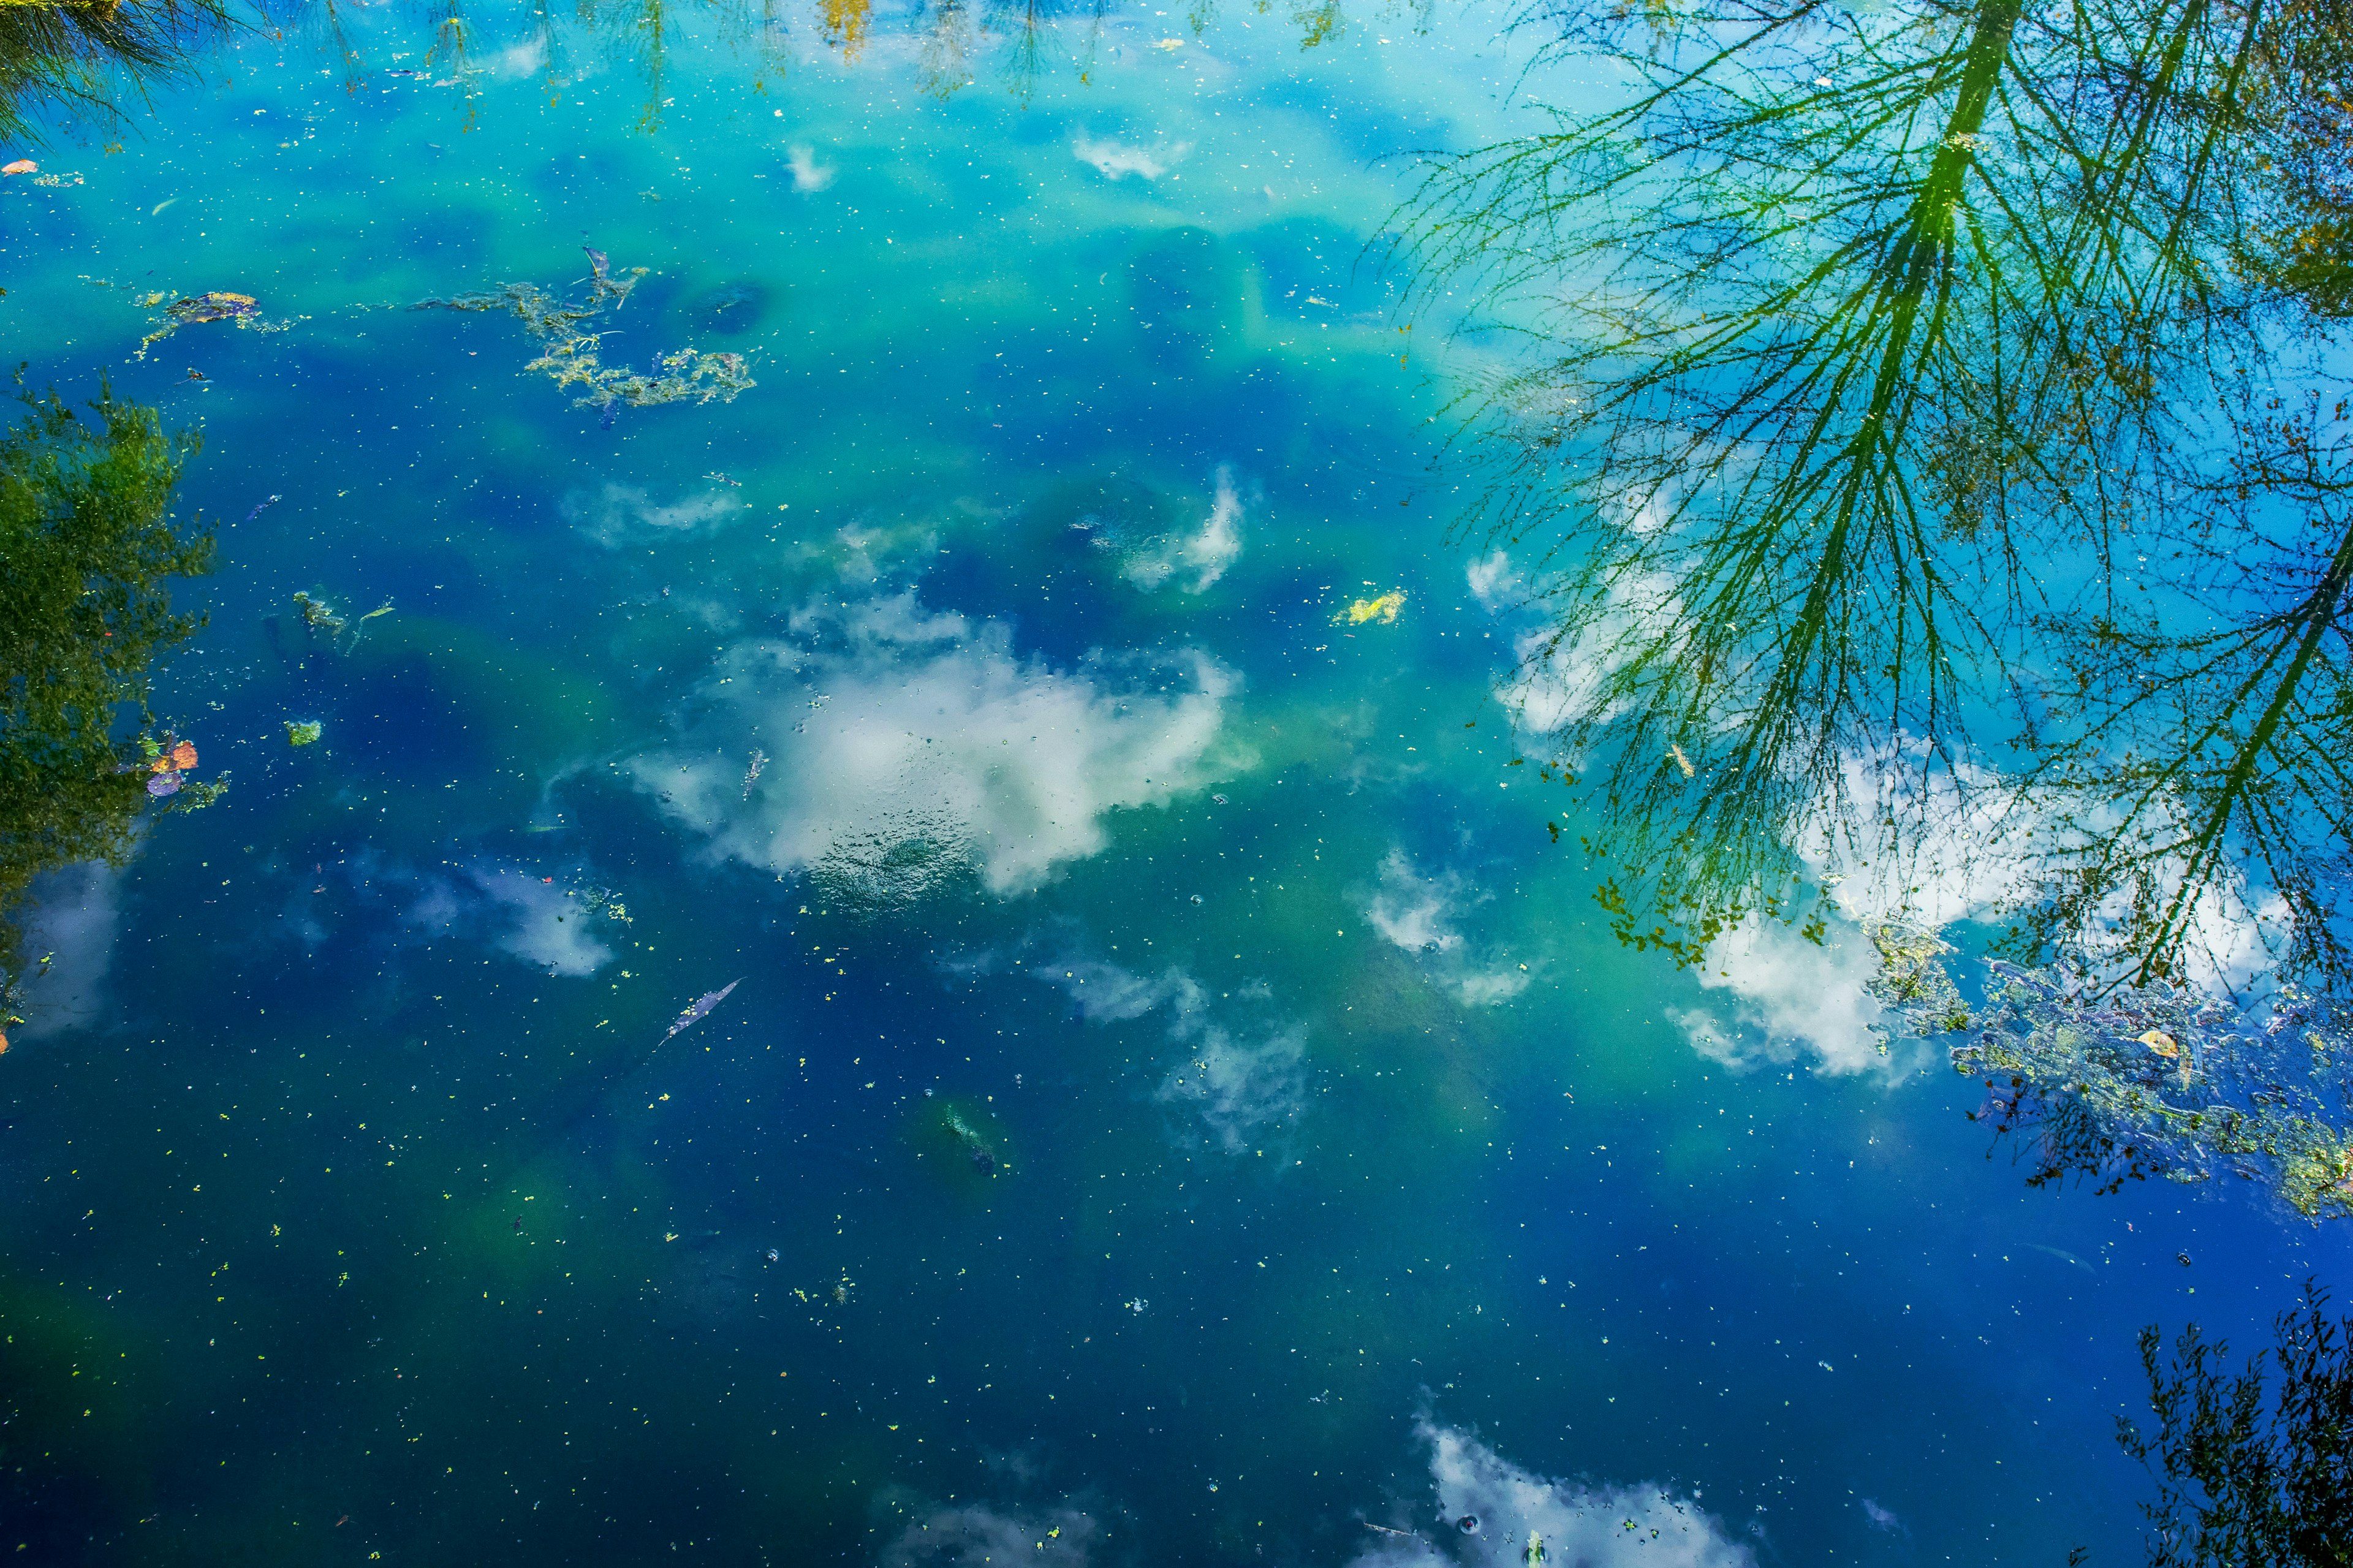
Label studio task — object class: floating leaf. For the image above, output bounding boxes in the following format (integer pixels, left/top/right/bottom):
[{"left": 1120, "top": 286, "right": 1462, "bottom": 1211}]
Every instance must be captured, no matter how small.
[{"left": 1339, "top": 589, "right": 1405, "bottom": 626}]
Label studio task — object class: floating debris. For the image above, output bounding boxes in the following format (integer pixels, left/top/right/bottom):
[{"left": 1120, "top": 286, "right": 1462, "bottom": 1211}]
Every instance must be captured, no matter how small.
[
  {"left": 942, "top": 1105, "right": 1001, "bottom": 1174},
  {"left": 132, "top": 733, "right": 226, "bottom": 808},
  {"left": 569, "top": 885, "right": 632, "bottom": 924},
  {"left": 660, "top": 978, "right": 741, "bottom": 1045},
  {"left": 1338, "top": 588, "right": 1405, "bottom": 626},
  {"left": 1866, "top": 921, "right": 1971, "bottom": 1043},
  {"left": 285, "top": 719, "right": 323, "bottom": 747},
  {"left": 134, "top": 290, "right": 292, "bottom": 360},
  {"left": 293, "top": 589, "right": 344, "bottom": 640},
  {"left": 1953, "top": 963, "right": 2353, "bottom": 1220},
  {"left": 32, "top": 171, "right": 82, "bottom": 188},
  {"left": 290, "top": 591, "right": 393, "bottom": 651},
  {"left": 414, "top": 245, "right": 754, "bottom": 422}
]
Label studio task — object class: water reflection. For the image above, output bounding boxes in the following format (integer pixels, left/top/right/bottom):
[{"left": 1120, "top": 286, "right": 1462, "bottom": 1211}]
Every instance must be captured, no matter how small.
[
  {"left": 0, "top": 385, "right": 220, "bottom": 1020},
  {"left": 275, "top": 0, "right": 1367, "bottom": 135},
  {"left": 1400, "top": 0, "right": 2353, "bottom": 1208},
  {"left": 4, "top": 0, "right": 1382, "bottom": 169},
  {"left": 0, "top": 0, "right": 232, "bottom": 145}
]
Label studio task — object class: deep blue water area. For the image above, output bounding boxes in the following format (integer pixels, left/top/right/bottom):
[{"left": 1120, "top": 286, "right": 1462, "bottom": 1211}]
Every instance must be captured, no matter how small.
[{"left": 3, "top": 2, "right": 2348, "bottom": 1564}]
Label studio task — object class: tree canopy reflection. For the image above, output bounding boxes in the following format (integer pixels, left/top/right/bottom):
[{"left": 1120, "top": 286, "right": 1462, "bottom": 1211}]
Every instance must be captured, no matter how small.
[
  {"left": 0, "top": 0, "right": 233, "bottom": 145},
  {"left": 1399, "top": 0, "right": 2353, "bottom": 1214},
  {"left": 0, "top": 385, "right": 220, "bottom": 1021}
]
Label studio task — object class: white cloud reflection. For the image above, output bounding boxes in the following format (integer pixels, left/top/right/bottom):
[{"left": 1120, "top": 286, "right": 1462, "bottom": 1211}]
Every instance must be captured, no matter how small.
[
  {"left": 1073, "top": 132, "right": 1188, "bottom": 181},
  {"left": 1037, "top": 959, "right": 1306, "bottom": 1151},
  {"left": 635, "top": 590, "right": 1235, "bottom": 905},
  {"left": 1124, "top": 468, "right": 1244, "bottom": 593},
  {"left": 1350, "top": 1420, "right": 1752, "bottom": 1568},
  {"left": 564, "top": 482, "right": 742, "bottom": 548},
  {"left": 1363, "top": 850, "right": 1530, "bottom": 1007},
  {"left": 1664, "top": 919, "right": 1895, "bottom": 1076},
  {"left": 13, "top": 862, "right": 122, "bottom": 1040},
  {"left": 785, "top": 145, "right": 836, "bottom": 192},
  {"left": 880, "top": 1500, "right": 1097, "bottom": 1566},
  {"left": 406, "top": 863, "right": 615, "bottom": 977}
]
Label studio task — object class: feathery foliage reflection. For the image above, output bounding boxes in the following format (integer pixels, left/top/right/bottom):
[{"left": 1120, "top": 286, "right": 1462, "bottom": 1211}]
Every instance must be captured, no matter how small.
[
  {"left": 0, "top": 0, "right": 235, "bottom": 145},
  {"left": 1398, "top": 0, "right": 2353, "bottom": 1214},
  {"left": 1401, "top": 0, "right": 2352, "bottom": 973},
  {"left": 0, "top": 385, "right": 217, "bottom": 1004},
  {"left": 2116, "top": 1282, "right": 2353, "bottom": 1566}
]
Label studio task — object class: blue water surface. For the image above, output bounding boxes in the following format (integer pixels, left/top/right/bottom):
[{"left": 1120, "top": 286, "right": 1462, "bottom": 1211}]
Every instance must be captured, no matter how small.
[{"left": 3, "top": 3, "right": 2346, "bottom": 1564}]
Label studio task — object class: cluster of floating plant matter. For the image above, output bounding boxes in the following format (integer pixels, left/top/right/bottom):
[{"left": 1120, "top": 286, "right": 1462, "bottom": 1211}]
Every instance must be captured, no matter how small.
[
  {"left": 1953, "top": 964, "right": 2353, "bottom": 1221},
  {"left": 413, "top": 246, "right": 754, "bottom": 422},
  {"left": 132, "top": 290, "right": 294, "bottom": 359}
]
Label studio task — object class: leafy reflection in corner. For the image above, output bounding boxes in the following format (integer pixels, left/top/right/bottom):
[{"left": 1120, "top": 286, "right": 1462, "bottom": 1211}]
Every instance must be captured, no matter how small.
[
  {"left": 0, "top": 0, "right": 233, "bottom": 145},
  {"left": 292, "top": 0, "right": 1384, "bottom": 135},
  {"left": 1395, "top": 0, "right": 2353, "bottom": 1217},
  {"left": 0, "top": 385, "right": 221, "bottom": 1030}
]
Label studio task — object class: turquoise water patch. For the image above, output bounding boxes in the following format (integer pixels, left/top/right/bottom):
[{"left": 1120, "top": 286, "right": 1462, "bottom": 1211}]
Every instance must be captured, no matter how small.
[{"left": 2, "top": 2, "right": 2346, "bottom": 1564}]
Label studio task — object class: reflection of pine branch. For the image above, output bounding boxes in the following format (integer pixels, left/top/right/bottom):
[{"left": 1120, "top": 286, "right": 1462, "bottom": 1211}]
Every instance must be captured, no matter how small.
[
  {"left": 423, "top": 0, "right": 483, "bottom": 132},
  {"left": 310, "top": 0, "right": 371, "bottom": 97},
  {"left": 1393, "top": 0, "right": 2298, "bottom": 955},
  {"left": 574, "top": 0, "right": 670, "bottom": 132},
  {"left": 2118, "top": 1281, "right": 2353, "bottom": 1561},
  {"left": 919, "top": 0, "right": 975, "bottom": 100},
  {"left": 0, "top": 0, "right": 236, "bottom": 144},
  {"left": 2017, "top": 393, "right": 2353, "bottom": 990}
]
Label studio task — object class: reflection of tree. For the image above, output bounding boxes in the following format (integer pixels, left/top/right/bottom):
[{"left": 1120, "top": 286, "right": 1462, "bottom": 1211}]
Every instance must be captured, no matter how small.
[
  {"left": 823, "top": 0, "right": 873, "bottom": 58},
  {"left": 309, "top": 0, "right": 372, "bottom": 97},
  {"left": 0, "top": 385, "right": 218, "bottom": 997},
  {"left": 2114, "top": 1282, "right": 2353, "bottom": 1565},
  {"left": 423, "top": 0, "right": 483, "bottom": 130},
  {"left": 10, "top": 0, "right": 1368, "bottom": 139},
  {"left": 1396, "top": 1, "right": 2353, "bottom": 1217},
  {"left": 1399, "top": 0, "right": 2346, "bottom": 975},
  {"left": 0, "top": 0, "right": 233, "bottom": 145},
  {"left": 2012, "top": 395, "right": 2353, "bottom": 993}
]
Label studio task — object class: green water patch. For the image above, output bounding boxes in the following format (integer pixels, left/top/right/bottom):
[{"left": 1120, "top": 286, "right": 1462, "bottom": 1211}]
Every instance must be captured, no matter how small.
[{"left": 909, "top": 1094, "right": 1012, "bottom": 1187}]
